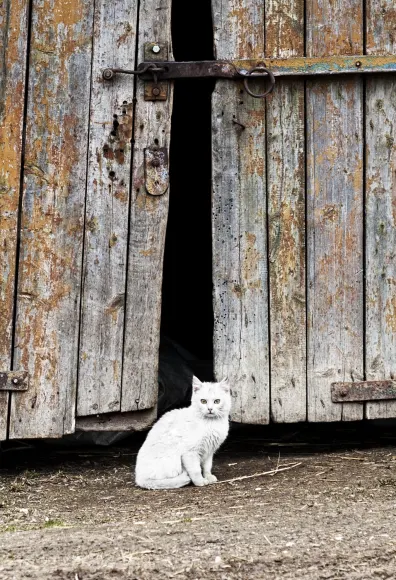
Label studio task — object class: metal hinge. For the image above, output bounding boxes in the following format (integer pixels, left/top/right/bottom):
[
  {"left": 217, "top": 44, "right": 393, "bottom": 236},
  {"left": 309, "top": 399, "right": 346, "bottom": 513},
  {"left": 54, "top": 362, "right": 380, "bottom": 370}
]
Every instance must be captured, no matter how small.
[
  {"left": 103, "top": 44, "right": 396, "bottom": 101},
  {"left": 332, "top": 380, "right": 396, "bottom": 403},
  {"left": 0, "top": 371, "right": 29, "bottom": 392}
]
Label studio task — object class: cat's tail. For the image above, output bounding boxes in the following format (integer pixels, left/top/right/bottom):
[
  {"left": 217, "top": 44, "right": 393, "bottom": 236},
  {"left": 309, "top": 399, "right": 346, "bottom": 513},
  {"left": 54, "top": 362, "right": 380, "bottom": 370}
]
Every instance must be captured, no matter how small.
[{"left": 136, "top": 471, "right": 191, "bottom": 490}]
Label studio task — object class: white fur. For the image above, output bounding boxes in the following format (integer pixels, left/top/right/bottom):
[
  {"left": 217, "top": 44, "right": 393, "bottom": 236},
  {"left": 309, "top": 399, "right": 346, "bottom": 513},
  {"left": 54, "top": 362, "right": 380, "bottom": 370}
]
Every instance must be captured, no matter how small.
[{"left": 135, "top": 377, "right": 231, "bottom": 489}]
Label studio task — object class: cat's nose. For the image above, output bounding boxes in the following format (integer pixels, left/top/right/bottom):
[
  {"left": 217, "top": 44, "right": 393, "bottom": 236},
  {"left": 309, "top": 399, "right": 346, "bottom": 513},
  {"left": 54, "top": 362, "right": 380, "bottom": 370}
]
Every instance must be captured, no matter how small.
[{"left": 208, "top": 408, "right": 213, "bottom": 413}]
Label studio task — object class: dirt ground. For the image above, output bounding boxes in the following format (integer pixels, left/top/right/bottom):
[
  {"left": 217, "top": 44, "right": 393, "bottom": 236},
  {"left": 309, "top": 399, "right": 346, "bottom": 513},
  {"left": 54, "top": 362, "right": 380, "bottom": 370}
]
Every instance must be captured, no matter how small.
[{"left": 1, "top": 422, "right": 396, "bottom": 579}]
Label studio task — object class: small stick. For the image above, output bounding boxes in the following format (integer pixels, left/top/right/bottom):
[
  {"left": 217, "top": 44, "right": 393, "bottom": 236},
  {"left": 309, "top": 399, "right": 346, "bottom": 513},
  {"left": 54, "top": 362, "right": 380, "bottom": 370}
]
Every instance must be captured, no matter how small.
[
  {"left": 333, "top": 456, "right": 366, "bottom": 461},
  {"left": 215, "top": 462, "right": 302, "bottom": 484}
]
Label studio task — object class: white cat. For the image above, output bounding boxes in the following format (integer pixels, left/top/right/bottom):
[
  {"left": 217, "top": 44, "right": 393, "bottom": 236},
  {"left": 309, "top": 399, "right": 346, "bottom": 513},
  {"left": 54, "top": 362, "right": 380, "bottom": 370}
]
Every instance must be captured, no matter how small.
[{"left": 135, "top": 376, "right": 231, "bottom": 489}]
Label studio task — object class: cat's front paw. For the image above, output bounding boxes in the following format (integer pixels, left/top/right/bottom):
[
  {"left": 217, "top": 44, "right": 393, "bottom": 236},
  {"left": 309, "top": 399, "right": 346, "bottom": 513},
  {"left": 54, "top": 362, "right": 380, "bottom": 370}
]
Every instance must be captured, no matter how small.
[
  {"left": 204, "top": 474, "right": 217, "bottom": 484},
  {"left": 194, "top": 478, "right": 209, "bottom": 487}
]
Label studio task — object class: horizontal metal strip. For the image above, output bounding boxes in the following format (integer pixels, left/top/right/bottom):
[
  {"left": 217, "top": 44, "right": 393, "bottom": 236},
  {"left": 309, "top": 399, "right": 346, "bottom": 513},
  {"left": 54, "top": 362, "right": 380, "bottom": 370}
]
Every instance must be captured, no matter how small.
[
  {"left": 332, "top": 380, "right": 396, "bottom": 403},
  {"left": 0, "top": 371, "right": 29, "bottom": 392},
  {"left": 135, "top": 55, "right": 396, "bottom": 79}
]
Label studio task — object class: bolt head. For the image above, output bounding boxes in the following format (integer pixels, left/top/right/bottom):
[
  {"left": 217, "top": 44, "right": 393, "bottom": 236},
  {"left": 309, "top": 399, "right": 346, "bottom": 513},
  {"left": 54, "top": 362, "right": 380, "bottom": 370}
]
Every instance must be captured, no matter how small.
[
  {"left": 152, "top": 86, "right": 161, "bottom": 96},
  {"left": 152, "top": 44, "right": 161, "bottom": 54},
  {"left": 355, "top": 61, "right": 362, "bottom": 67},
  {"left": 151, "top": 158, "right": 161, "bottom": 167},
  {"left": 102, "top": 68, "right": 114, "bottom": 80},
  {"left": 13, "top": 378, "right": 18, "bottom": 384},
  {"left": 339, "top": 388, "right": 348, "bottom": 398}
]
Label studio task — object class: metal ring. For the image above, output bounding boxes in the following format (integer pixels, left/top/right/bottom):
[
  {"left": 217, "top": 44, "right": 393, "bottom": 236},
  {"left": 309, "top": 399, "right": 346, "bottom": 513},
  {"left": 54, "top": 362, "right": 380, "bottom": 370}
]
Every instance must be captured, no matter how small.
[{"left": 243, "top": 66, "right": 275, "bottom": 99}]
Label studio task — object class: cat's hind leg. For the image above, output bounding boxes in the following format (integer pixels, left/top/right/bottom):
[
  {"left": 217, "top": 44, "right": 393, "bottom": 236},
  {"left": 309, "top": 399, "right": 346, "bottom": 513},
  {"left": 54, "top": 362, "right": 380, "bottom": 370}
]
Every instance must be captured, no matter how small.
[{"left": 136, "top": 471, "right": 191, "bottom": 490}]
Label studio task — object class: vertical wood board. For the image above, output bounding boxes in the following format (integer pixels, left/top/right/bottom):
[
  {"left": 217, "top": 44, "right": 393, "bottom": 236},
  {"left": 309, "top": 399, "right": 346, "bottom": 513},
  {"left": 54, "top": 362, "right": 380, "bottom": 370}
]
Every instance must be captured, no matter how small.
[
  {"left": 212, "top": 0, "right": 269, "bottom": 423},
  {"left": 365, "top": 0, "right": 396, "bottom": 419},
  {"left": 0, "top": 0, "right": 29, "bottom": 439},
  {"left": 77, "top": 0, "right": 138, "bottom": 416},
  {"left": 121, "top": 0, "right": 173, "bottom": 413},
  {"left": 306, "top": 0, "right": 364, "bottom": 422},
  {"left": 266, "top": 0, "right": 306, "bottom": 422},
  {"left": 9, "top": 0, "right": 94, "bottom": 438}
]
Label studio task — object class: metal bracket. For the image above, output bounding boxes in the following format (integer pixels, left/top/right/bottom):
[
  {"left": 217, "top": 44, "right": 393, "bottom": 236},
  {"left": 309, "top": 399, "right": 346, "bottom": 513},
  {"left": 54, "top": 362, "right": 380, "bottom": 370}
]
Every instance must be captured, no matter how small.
[
  {"left": 331, "top": 380, "right": 396, "bottom": 403},
  {"left": 143, "top": 42, "right": 169, "bottom": 101},
  {"left": 0, "top": 371, "right": 29, "bottom": 392}
]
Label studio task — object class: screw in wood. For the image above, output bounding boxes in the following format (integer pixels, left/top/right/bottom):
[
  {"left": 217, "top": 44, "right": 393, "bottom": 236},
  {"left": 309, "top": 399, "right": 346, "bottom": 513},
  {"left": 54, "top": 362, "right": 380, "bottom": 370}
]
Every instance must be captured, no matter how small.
[
  {"left": 355, "top": 61, "right": 362, "bottom": 67},
  {"left": 152, "top": 86, "right": 161, "bottom": 97}
]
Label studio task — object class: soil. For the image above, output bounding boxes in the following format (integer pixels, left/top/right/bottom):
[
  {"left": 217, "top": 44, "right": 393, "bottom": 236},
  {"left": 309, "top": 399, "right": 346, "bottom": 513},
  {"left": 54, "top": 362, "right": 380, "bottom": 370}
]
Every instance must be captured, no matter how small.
[{"left": 1, "top": 422, "right": 396, "bottom": 579}]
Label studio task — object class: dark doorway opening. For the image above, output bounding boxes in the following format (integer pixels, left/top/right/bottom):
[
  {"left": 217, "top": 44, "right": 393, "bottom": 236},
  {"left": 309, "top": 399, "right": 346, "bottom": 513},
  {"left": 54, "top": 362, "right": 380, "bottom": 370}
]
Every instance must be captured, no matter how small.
[{"left": 160, "top": 0, "right": 215, "bottom": 379}]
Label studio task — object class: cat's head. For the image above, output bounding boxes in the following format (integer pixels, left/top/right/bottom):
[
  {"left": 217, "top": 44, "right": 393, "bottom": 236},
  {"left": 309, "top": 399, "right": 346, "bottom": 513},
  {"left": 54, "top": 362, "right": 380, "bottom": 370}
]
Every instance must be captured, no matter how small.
[{"left": 191, "top": 377, "right": 231, "bottom": 419}]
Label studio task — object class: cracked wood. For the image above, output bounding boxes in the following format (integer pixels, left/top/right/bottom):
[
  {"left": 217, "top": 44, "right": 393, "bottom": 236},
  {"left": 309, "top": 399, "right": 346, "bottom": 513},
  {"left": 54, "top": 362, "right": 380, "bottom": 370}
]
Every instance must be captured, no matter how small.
[
  {"left": 306, "top": 0, "right": 364, "bottom": 421},
  {"left": 266, "top": 0, "right": 306, "bottom": 422},
  {"left": 0, "top": 0, "right": 29, "bottom": 440},
  {"left": 212, "top": 0, "right": 269, "bottom": 423},
  {"left": 77, "top": 0, "right": 138, "bottom": 416},
  {"left": 9, "top": 0, "right": 94, "bottom": 439},
  {"left": 121, "top": 0, "right": 173, "bottom": 413},
  {"left": 365, "top": 0, "right": 396, "bottom": 420}
]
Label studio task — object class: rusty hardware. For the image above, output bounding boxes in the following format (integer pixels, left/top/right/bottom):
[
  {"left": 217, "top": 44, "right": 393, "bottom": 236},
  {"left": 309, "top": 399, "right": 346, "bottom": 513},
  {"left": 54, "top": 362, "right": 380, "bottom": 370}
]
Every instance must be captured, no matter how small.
[
  {"left": 144, "top": 147, "right": 169, "bottom": 196},
  {"left": 143, "top": 42, "right": 169, "bottom": 101},
  {"left": 243, "top": 66, "right": 275, "bottom": 98},
  {"left": 331, "top": 380, "right": 396, "bottom": 403},
  {"left": 103, "top": 60, "right": 276, "bottom": 100},
  {"left": 0, "top": 371, "right": 29, "bottom": 392},
  {"left": 103, "top": 54, "right": 396, "bottom": 101}
]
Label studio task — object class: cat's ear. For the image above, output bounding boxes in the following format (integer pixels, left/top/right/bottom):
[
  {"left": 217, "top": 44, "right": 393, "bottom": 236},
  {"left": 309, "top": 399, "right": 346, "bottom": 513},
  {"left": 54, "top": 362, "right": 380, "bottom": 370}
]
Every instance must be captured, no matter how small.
[
  {"left": 192, "top": 376, "right": 203, "bottom": 392},
  {"left": 219, "top": 377, "right": 230, "bottom": 393}
]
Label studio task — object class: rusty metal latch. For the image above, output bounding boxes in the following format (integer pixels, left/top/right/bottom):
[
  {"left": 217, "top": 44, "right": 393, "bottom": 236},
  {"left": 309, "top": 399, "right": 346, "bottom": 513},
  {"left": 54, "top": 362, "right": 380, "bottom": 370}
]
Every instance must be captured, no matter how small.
[
  {"left": 0, "top": 371, "right": 29, "bottom": 392},
  {"left": 103, "top": 58, "right": 276, "bottom": 100},
  {"left": 103, "top": 53, "right": 396, "bottom": 101},
  {"left": 332, "top": 380, "right": 396, "bottom": 403}
]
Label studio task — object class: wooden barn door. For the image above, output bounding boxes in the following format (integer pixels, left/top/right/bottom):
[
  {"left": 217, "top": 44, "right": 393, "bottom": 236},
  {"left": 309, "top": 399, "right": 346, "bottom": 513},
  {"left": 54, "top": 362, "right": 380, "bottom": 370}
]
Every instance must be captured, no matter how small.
[
  {"left": 0, "top": 0, "right": 172, "bottom": 440},
  {"left": 212, "top": 0, "right": 396, "bottom": 423}
]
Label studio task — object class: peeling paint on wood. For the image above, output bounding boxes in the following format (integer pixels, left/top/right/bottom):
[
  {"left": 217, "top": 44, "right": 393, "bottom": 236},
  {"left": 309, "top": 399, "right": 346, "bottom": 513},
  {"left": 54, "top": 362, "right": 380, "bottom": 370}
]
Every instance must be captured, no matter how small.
[
  {"left": 121, "top": 0, "right": 173, "bottom": 413},
  {"left": 306, "top": 0, "right": 364, "bottom": 422},
  {"left": 266, "top": 0, "right": 306, "bottom": 422},
  {"left": 77, "top": 0, "right": 138, "bottom": 417},
  {"left": 212, "top": 0, "right": 269, "bottom": 424},
  {"left": 306, "top": 77, "right": 364, "bottom": 422},
  {"left": 9, "top": 0, "right": 94, "bottom": 439},
  {"left": 0, "top": 0, "right": 29, "bottom": 440},
  {"left": 365, "top": 0, "right": 396, "bottom": 420}
]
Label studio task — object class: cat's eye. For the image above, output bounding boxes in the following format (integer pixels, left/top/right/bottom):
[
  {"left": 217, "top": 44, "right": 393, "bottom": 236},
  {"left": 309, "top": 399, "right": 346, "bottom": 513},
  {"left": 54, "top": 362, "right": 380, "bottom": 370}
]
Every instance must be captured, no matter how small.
[
  {"left": 200, "top": 399, "right": 207, "bottom": 404},
  {"left": 214, "top": 399, "right": 220, "bottom": 404}
]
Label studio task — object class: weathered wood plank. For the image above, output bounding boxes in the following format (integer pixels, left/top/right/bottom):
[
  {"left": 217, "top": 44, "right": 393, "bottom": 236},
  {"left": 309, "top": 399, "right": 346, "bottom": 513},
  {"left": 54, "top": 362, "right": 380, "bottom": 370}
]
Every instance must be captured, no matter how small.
[
  {"left": 76, "top": 407, "right": 157, "bottom": 432},
  {"left": 266, "top": 0, "right": 306, "bottom": 422},
  {"left": 212, "top": 0, "right": 269, "bottom": 423},
  {"left": 365, "top": 0, "right": 396, "bottom": 419},
  {"left": 306, "top": 0, "right": 364, "bottom": 421},
  {"left": 121, "top": 0, "right": 173, "bottom": 412},
  {"left": 9, "top": 0, "right": 94, "bottom": 438},
  {"left": 0, "top": 0, "right": 29, "bottom": 440},
  {"left": 77, "top": 0, "right": 138, "bottom": 416}
]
